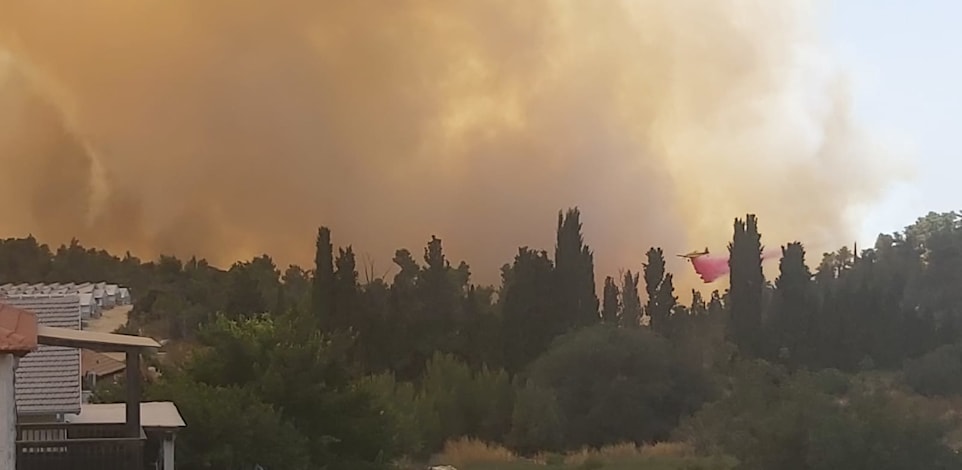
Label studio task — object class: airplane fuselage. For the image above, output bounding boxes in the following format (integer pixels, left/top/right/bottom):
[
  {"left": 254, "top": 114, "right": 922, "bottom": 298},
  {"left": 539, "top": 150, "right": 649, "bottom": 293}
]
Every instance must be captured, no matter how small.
[{"left": 677, "top": 247, "right": 710, "bottom": 259}]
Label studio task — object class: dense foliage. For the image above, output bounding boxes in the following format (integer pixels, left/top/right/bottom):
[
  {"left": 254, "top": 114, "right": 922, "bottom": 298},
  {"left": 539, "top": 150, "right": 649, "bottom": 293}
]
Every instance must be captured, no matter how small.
[
  {"left": 680, "top": 362, "right": 960, "bottom": 470},
  {"left": 4, "top": 209, "right": 962, "bottom": 469}
]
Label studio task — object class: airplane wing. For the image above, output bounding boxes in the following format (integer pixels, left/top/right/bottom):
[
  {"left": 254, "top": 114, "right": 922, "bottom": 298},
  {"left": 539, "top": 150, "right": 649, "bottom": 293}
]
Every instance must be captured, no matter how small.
[{"left": 677, "top": 248, "right": 709, "bottom": 259}]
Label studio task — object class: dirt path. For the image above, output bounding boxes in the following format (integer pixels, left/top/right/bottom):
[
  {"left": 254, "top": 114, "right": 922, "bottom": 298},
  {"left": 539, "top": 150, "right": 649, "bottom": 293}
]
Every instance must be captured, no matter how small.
[
  {"left": 85, "top": 305, "right": 133, "bottom": 362},
  {"left": 86, "top": 305, "right": 133, "bottom": 334}
]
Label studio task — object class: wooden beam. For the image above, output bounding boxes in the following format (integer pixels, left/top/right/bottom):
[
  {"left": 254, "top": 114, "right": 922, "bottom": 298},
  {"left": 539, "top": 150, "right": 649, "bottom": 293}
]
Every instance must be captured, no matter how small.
[{"left": 37, "top": 325, "right": 160, "bottom": 351}]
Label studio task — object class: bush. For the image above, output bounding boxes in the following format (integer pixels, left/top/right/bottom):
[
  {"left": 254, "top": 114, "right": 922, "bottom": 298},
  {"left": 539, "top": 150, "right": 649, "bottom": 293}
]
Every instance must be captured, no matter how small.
[
  {"left": 417, "top": 353, "right": 515, "bottom": 452},
  {"left": 175, "top": 312, "right": 398, "bottom": 468},
  {"left": 679, "top": 360, "right": 961, "bottom": 470},
  {"left": 810, "top": 368, "right": 851, "bottom": 396},
  {"left": 903, "top": 343, "right": 962, "bottom": 396},
  {"left": 355, "top": 372, "right": 426, "bottom": 457},
  {"left": 148, "top": 377, "right": 311, "bottom": 470},
  {"left": 526, "top": 324, "right": 712, "bottom": 449},
  {"left": 433, "top": 440, "right": 736, "bottom": 470},
  {"left": 507, "top": 380, "right": 564, "bottom": 454}
]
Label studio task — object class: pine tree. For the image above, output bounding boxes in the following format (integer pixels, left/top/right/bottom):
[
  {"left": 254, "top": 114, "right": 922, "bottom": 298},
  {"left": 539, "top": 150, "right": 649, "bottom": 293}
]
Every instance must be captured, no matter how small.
[
  {"left": 275, "top": 283, "right": 287, "bottom": 314},
  {"left": 419, "top": 235, "right": 463, "bottom": 354},
  {"left": 225, "top": 262, "right": 267, "bottom": 317},
  {"left": 388, "top": 248, "right": 422, "bottom": 380},
  {"left": 602, "top": 276, "right": 621, "bottom": 324},
  {"left": 502, "top": 247, "right": 556, "bottom": 373}
]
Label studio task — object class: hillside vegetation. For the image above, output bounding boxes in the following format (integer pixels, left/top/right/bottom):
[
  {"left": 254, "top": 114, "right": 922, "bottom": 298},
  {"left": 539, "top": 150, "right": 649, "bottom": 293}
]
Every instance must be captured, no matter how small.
[{"left": 3, "top": 209, "right": 962, "bottom": 469}]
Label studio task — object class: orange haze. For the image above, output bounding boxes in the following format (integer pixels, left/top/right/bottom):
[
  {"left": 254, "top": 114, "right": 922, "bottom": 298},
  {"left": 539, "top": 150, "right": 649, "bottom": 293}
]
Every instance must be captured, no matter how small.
[{"left": 0, "top": 1, "right": 905, "bottom": 290}]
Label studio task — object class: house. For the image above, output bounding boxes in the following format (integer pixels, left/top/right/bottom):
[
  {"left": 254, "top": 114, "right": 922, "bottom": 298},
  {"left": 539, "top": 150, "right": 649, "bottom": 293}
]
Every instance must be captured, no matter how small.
[
  {"left": 4, "top": 296, "right": 83, "bottom": 420},
  {"left": 79, "top": 293, "right": 97, "bottom": 320},
  {"left": 82, "top": 349, "right": 126, "bottom": 382},
  {"left": 92, "top": 285, "right": 105, "bottom": 309},
  {"left": 81, "top": 349, "right": 126, "bottom": 402},
  {"left": 104, "top": 284, "right": 119, "bottom": 309},
  {"left": 119, "top": 288, "right": 132, "bottom": 305},
  {"left": 0, "top": 282, "right": 132, "bottom": 320},
  {"left": 0, "top": 297, "right": 184, "bottom": 470}
]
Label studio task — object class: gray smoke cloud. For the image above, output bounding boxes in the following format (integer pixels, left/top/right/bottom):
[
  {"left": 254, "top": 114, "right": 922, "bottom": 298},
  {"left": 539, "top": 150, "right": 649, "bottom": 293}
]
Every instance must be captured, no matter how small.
[{"left": 0, "top": 0, "right": 906, "bottom": 289}]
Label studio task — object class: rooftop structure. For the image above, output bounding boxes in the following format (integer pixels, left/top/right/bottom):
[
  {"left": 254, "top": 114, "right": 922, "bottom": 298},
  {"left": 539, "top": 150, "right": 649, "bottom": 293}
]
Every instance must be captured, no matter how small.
[
  {"left": 0, "top": 282, "right": 133, "bottom": 315},
  {"left": 66, "top": 401, "right": 185, "bottom": 430},
  {"left": 10, "top": 320, "right": 167, "bottom": 470},
  {"left": 81, "top": 349, "right": 126, "bottom": 378},
  {"left": 0, "top": 304, "right": 38, "bottom": 470},
  {"left": 2, "top": 296, "right": 83, "bottom": 416},
  {"left": 0, "top": 304, "right": 37, "bottom": 354}
]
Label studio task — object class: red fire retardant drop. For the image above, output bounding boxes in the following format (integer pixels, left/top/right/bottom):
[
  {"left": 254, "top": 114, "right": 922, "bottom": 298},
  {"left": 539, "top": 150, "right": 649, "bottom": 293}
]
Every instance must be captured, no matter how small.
[{"left": 688, "top": 248, "right": 780, "bottom": 283}]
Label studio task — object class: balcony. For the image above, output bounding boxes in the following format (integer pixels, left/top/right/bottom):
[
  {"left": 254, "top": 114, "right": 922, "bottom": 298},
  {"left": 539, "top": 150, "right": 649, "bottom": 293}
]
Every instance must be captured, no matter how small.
[
  {"left": 16, "top": 423, "right": 146, "bottom": 470},
  {"left": 2, "top": 306, "right": 169, "bottom": 470}
]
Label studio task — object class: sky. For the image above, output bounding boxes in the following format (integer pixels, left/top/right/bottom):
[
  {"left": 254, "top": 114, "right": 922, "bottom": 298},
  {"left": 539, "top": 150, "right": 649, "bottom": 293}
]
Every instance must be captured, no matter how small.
[
  {"left": 825, "top": 0, "right": 962, "bottom": 244},
  {"left": 0, "top": 0, "right": 904, "bottom": 289},
  {"left": 0, "top": 1, "right": 956, "bottom": 289}
]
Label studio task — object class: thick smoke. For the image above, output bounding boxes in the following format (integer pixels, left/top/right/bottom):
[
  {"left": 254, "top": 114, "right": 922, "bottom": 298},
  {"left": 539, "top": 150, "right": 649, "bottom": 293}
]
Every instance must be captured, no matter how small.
[{"left": 0, "top": 1, "right": 903, "bottom": 288}]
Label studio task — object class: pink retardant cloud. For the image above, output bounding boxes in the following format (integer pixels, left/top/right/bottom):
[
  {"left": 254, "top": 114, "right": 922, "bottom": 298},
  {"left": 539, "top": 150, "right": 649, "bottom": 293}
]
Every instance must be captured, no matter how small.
[
  {"left": 690, "top": 255, "right": 731, "bottom": 283},
  {"left": 688, "top": 247, "right": 781, "bottom": 283}
]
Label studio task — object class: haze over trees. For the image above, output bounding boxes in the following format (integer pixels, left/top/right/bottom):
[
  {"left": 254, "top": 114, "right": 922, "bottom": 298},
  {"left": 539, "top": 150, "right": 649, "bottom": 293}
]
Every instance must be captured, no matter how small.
[{"left": 2, "top": 209, "right": 962, "bottom": 469}]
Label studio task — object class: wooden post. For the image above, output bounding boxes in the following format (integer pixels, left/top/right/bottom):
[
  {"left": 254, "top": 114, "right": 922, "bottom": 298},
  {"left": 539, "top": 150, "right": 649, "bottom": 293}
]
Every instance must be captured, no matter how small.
[
  {"left": 1, "top": 354, "right": 17, "bottom": 470},
  {"left": 125, "top": 349, "right": 141, "bottom": 437},
  {"left": 125, "top": 349, "right": 142, "bottom": 469},
  {"left": 163, "top": 433, "right": 175, "bottom": 470}
]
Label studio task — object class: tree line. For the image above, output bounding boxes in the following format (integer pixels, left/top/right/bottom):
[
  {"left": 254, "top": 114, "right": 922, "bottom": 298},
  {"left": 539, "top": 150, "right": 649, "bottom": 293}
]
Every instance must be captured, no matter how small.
[{"left": 2, "top": 209, "right": 962, "bottom": 469}]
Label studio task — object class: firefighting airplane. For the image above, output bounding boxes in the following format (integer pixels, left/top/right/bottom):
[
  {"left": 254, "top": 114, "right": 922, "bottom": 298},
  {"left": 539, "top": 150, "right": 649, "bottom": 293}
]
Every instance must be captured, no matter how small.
[{"left": 676, "top": 248, "right": 709, "bottom": 259}]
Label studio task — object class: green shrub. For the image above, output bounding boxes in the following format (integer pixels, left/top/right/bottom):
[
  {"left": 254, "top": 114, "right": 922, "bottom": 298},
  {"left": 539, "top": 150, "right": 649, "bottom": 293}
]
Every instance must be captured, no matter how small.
[
  {"left": 356, "top": 372, "right": 426, "bottom": 457},
  {"left": 416, "top": 353, "right": 515, "bottom": 452},
  {"left": 811, "top": 368, "right": 851, "bottom": 395},
  {"left": 680, "top": 360, "right": 961, "bottom": 470},
  {"left": 903, "top": 343, "right": 962, "bottom": 396},
  {"left": 526, "top": 324, "right": 712, "bottom": 449},
  {"left": 507, "top": 379, "right": 564, "bottom": 454}
]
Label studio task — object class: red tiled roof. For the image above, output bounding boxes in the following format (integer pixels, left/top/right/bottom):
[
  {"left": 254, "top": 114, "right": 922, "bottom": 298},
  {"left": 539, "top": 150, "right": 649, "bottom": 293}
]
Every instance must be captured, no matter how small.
[
  {"left": 0, "top": 303, "right": 38, "bottom": 355},
  {"left": 81, "top": 349, "right": 125, "bottom": 377}
]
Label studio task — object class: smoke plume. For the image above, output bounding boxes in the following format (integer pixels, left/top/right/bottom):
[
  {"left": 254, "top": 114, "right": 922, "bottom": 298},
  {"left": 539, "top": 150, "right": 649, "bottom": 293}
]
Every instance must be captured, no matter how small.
[{"left": 0, "top": 1, "right": 903, "bottom": 288}]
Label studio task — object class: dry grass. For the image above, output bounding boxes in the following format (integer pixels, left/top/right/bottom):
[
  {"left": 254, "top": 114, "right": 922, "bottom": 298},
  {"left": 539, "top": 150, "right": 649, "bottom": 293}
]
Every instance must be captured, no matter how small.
[
  {"left": 555, "top": 442, "right": 695, "bottom": 466},
  {"left": 433, "top": 439, "right": 698, "bottom": 468},
  {"left": 434, "top": 438, "right": 518, "bottom": 467}
]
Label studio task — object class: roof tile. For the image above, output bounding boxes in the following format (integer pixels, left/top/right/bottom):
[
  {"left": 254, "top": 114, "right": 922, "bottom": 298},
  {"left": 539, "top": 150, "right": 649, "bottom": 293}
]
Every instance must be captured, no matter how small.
[
  {"left": 81, "top": 349, "right": 126, "bottom": 377},
  {"left": 0, "top": 303, "right": 38, "bottom": 354},
  {"left": 3, "top": 296, "right": 82, "bottom": 415}
]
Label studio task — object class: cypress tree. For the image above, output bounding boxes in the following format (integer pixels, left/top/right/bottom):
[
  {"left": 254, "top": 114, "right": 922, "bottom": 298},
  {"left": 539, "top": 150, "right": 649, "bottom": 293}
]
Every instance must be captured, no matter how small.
[
  {"left": 312, "top": 227, "right": 335, "bottom": 328},
  {"left": 729, "top": 215, "right": 764, "bottom": 356},
  {"left": 772, "top": 242, "right": 814, "bottom": 366},
  {"left": 644, "top": 247, "right": 676, "bottom": 336},
  {"left": 620, "top": 270, "right": 643, "bottom": 327},
  {"left": 554, "top": 208, "right": 600, "bottom": 329},
  {"left": 602, "top": 276, "right": 621, "bottom": 324}
]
